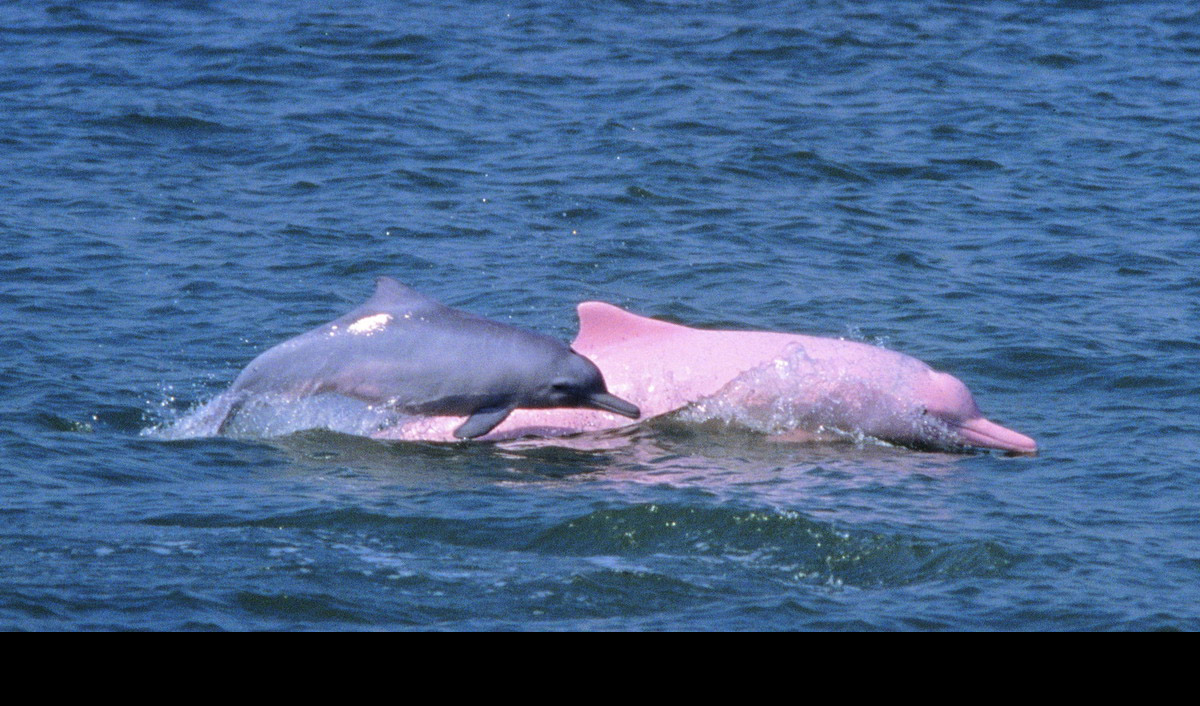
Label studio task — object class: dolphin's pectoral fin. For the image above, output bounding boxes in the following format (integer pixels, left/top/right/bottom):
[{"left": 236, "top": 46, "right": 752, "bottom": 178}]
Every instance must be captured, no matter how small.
[
  {"left": 215, "top": 398, "right": 244, "bottom": 435},
  {"left": 453, "top": 404, "right": 517, "bottom": 440}
]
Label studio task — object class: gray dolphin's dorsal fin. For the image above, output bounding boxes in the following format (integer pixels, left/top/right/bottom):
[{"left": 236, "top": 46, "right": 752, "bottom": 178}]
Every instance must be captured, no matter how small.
[
  {"left": 363, "top": 277, "right": 450, "bottom": 315},
  {"left": 453, "top": 404, "right": 517, "bottom": 439}
]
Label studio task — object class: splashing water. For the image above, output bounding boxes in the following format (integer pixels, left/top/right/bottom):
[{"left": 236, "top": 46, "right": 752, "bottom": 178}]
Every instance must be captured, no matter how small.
[
  {"left": 676, "top": 343, "right": 960, "bottom": 449},
  {"left": 147, "top": 392, "right": 412, "bottom": 441}
]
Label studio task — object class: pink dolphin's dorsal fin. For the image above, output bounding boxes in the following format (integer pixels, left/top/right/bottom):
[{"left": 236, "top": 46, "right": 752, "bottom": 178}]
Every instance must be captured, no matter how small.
[{"left": 572, "top": 301, "right": 693, "bottom": 354}]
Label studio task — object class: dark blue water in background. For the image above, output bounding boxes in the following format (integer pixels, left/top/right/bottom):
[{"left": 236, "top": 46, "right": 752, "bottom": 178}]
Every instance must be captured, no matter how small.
[{"left": 2, "top": 0, "right": 1198, "bottom": 630}]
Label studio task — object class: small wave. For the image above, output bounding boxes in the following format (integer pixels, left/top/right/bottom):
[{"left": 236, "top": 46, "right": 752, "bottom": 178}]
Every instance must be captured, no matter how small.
[
  {"left": 234, "top": 591, "right": 369, "bottom": 625},
  {"left": 92, "top": 112, "right": 234, "bottom": 133},
  {"left": 529, "top": 503, "right": 1018, "bottom": 588}
]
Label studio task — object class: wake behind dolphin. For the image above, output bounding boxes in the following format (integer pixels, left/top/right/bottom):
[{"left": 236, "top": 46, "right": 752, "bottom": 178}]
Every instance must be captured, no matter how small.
[{"left": 184, "top": 277, "right": 640, "bottom": 439}]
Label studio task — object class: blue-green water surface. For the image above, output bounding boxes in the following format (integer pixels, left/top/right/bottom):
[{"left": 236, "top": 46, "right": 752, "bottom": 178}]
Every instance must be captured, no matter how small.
[{"left": 2, "top": 0, "right": 1198, "bottom": 630}]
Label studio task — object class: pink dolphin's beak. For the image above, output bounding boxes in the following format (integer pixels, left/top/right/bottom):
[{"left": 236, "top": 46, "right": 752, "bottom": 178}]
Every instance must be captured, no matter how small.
[{"left": 951, "top": 416, "right": 1038, "bottom": 455}]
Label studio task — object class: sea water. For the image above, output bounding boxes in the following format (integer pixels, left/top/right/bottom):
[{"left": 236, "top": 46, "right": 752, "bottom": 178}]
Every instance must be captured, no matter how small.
[{"left": 2, "top": 0, "right": 1198, "bottom": 630}]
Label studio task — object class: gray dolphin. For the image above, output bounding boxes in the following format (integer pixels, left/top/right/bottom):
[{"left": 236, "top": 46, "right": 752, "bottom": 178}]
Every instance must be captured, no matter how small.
[{"left": 210, "top": 277, "right": 640, "bottom": 439}]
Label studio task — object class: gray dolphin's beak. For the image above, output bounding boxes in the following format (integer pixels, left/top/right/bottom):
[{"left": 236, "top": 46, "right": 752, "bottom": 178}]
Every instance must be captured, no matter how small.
[{"left": 586, "top": 392, "right": 641, "bottom": 419}]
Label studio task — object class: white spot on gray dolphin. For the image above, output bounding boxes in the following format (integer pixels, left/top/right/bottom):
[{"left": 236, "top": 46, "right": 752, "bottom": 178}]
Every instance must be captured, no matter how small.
[
  {"left": 207, "top": 277, "right": 640, "bottom": 439},
  {"left": 346, "top": 313, "right": 392, "bottom": 334}
]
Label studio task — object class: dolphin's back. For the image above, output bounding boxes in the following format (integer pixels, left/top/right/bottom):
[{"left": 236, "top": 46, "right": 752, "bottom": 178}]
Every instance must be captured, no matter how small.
[{"left": 229, "top": 278, "right": 569, "bottom": 415}]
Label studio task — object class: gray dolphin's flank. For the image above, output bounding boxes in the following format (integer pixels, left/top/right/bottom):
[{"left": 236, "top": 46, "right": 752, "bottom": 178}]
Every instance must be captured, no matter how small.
[{"left": 211, "top": 277, "right": 640, "bottom": 439}]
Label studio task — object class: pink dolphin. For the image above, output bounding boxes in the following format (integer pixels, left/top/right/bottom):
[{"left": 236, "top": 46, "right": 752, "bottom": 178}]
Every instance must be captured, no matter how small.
[{"left": 372, "top": 302, "right": 1037, "bottom": 455}]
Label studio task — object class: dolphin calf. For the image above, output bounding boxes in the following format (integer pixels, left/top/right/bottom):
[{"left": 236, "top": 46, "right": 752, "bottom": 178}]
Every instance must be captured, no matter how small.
[
  {"left": 198, "top": 278, "right": 640, "bottom": 439},
  {"left": 373, "top": 302, "right": 1037, "bottom": 454}
]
